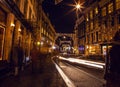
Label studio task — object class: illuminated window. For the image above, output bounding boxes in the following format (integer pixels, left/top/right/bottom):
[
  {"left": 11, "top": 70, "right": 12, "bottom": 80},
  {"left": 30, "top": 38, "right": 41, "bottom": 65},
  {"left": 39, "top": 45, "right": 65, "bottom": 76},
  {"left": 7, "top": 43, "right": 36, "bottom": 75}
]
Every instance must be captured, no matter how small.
[
  {"left": 116, "top": 0, "right": 120, "bottom": 10},
  {"left": 86, "top": 14, "right": 89, "bottom": 21},
  {"left": 90, "top": 22, "right": 93, "bottom": 30},
  {"left": 102, "top": 7, "right": 106, "bottom": 16},
  {"left": 95, "top": 7, "right": 98, "bottom": 15},
  {"left": 90, "top": 11, "right": 93, "bottom": 19},
  {"left": 41, "top": 28, "right": 43, "bottom": 33},
  {"left": 108, "top": 3, "right": 113, "bottom": 13}
]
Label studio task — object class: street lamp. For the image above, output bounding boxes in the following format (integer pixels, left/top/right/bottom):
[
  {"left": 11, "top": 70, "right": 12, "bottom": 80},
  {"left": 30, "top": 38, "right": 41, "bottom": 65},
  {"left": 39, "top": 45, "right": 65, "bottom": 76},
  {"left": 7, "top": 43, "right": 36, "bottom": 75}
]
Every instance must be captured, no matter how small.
[
  {"left": 75, "top": 3, "right": 81, "bottom": 19},
  {"left": 75, "top": 1, "right": 84, "bottom": 18},
  {"left": 76, "top": 4, "right": 80, "bottom": 9}
]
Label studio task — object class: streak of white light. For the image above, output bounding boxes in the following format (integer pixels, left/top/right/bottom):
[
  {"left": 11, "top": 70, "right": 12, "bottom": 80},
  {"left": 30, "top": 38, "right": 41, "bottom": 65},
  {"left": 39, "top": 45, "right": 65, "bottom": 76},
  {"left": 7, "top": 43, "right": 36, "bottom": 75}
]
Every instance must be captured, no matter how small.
[
  {"left": 69, "top": 58, "right": 105, "bottom": 66},
  {"left": 53, "top": 62, "right": 75, "bottom": 87},
  {"left": 59, "top": 57, "right": 105, "bottom": 69}
]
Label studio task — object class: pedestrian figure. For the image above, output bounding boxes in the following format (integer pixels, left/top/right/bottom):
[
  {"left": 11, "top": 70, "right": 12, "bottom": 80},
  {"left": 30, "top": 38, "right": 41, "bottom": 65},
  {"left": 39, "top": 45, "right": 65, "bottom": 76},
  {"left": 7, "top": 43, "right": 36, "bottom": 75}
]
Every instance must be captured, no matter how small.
[
  {"left": 17, "top": 46, "right": 24, "bottom": 71},
  {"left": 13, "top": 45, "right": 24, "bottom": 76},
  {"left": 12, "top": 45, "right": 18, "bottom": 76},
  {"left": 105, "top": 31, "right": 120, "bottom": 87},
  {"left": 30, "top": 44, "right": 39, "bottom": 73}
]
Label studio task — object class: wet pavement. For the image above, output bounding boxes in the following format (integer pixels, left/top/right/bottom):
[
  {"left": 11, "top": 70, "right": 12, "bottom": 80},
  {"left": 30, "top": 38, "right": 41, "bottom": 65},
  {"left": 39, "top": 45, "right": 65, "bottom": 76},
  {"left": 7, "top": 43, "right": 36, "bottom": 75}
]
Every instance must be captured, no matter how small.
[{"left": 0, "top": 63, "right": 66, "bottom": 87}]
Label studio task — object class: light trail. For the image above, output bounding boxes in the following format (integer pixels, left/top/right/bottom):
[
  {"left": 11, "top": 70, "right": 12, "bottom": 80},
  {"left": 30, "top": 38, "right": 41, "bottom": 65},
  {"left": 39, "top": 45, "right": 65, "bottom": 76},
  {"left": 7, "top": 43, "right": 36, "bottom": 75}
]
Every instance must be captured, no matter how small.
[
  {"left": 53, "top": 61, "right": 75, "bottom": 87},
  {"left": 59, "top": 56, "right": 105, "bottom": 69}
]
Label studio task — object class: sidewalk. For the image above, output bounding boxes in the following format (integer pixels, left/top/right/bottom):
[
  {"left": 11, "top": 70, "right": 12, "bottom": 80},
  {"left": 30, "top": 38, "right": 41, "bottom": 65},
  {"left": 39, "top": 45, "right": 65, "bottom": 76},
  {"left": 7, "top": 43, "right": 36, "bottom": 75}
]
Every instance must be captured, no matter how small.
[{"left": 0, "top": 61, "right": 66, "bottom": 87}]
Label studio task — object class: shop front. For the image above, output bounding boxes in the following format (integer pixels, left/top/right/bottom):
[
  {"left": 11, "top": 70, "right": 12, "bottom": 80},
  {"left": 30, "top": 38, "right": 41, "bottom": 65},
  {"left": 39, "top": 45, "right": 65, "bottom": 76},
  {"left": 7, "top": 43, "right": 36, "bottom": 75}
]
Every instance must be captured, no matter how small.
[
  {"left": 0, "top": 26, "right": 5, "bottom": 60},
  {"left": 79, "top": 45, "right": 85, "bottom": 54},
  {"left": 101, "top": 44, "right": 112, "bottom": 56},
  {"left": 85, "top": 44, "right": 101, "bottom": 55},
  {"left": 0, "top": 7, "right": 6, "bottom": 60}
]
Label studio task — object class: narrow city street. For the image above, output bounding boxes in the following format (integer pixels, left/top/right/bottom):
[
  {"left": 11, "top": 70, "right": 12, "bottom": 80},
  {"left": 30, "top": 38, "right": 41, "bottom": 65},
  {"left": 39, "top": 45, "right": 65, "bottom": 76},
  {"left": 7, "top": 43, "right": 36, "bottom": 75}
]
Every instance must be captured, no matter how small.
[
  {"left": 0, "top": 0, "right": 120, "bottom": 87},
  {"left": 0, "top": 55, "right": 107, "bottom": 87}
]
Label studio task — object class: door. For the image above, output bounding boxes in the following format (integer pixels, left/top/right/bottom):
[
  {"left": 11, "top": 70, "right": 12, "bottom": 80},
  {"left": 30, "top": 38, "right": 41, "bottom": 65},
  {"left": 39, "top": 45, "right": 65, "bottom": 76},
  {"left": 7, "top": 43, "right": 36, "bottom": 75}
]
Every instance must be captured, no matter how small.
[{"left": 0, "top": 26, "right": 5, "bottom": 60}]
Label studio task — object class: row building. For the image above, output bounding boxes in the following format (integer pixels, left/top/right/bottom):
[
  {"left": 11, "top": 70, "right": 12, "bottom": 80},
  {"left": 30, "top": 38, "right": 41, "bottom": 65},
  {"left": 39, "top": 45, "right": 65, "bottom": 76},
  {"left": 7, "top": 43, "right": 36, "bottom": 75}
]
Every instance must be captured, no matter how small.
[
  {"left": 75, "top": 0, "right": 120, "bottom": 59},
  {"left": 0, "top": 0, "right": 56, "bottom": 63}
]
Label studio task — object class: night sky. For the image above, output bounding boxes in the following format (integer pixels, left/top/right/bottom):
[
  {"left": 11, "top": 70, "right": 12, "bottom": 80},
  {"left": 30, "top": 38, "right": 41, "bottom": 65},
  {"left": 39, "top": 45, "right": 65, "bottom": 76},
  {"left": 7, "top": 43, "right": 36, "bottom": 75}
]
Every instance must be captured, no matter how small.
[{"left": 42, "top": 0, "right": 77, "bottom": 33}]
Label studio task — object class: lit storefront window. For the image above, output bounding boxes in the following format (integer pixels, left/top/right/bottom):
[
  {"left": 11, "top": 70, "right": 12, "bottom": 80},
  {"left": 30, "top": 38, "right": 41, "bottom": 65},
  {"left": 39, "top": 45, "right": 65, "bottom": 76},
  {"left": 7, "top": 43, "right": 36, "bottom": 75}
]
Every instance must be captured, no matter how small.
[
  {"left": 87, "top": 44, "right": 100, "bottom": 55},
  {"left": 102, "top": 46, "right": 106, "bottom": 55},
  {"left": 108, "top": 3, "right": 113, "bottom": 13},
  {"left": 116, "top": 0, "right": 120, "bottom": 10},
  {"left": 102, "top": 45, "right": 112, "bottom": 55},
  {"left": 87, "top": 45, "right": 96, "bottom": 54}
]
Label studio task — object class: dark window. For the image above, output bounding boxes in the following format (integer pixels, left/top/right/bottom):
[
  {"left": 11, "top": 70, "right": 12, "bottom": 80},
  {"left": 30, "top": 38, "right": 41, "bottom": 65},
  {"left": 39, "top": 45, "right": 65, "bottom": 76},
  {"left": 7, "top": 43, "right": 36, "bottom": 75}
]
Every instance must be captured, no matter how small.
[
  {"left": 0, "top": 7, "right": 7, "bottom": 24},
  {"left": 118, "top": 14, "right": 120, "bottom": 24},
  {"left": 111, "top": 17, "right": 114, "bottom": 26},
  {"left": 0, "top": 27, "right": 4, "bottom": 60},
  {"left": 92, "top": 33, "right": 93, "bottom": 43},
  {"left": 104, "top": 20, "right": 107, "bottom": 27},
  {"left": 96, "top": 32, "right": 98, "bottom": 42}
]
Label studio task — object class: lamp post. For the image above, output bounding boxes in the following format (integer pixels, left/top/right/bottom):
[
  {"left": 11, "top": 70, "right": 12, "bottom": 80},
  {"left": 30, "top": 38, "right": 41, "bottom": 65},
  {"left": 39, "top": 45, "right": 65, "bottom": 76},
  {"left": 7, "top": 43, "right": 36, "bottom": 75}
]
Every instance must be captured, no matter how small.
[
  {"left": 75, "top": 3, "right": 81, "bottom": 20},
  {"left": 67, "top": 1, "right": 84, "bottom": 55},
  {"left": 74, "top": 3, "right": 81, "bottom": 55}
]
